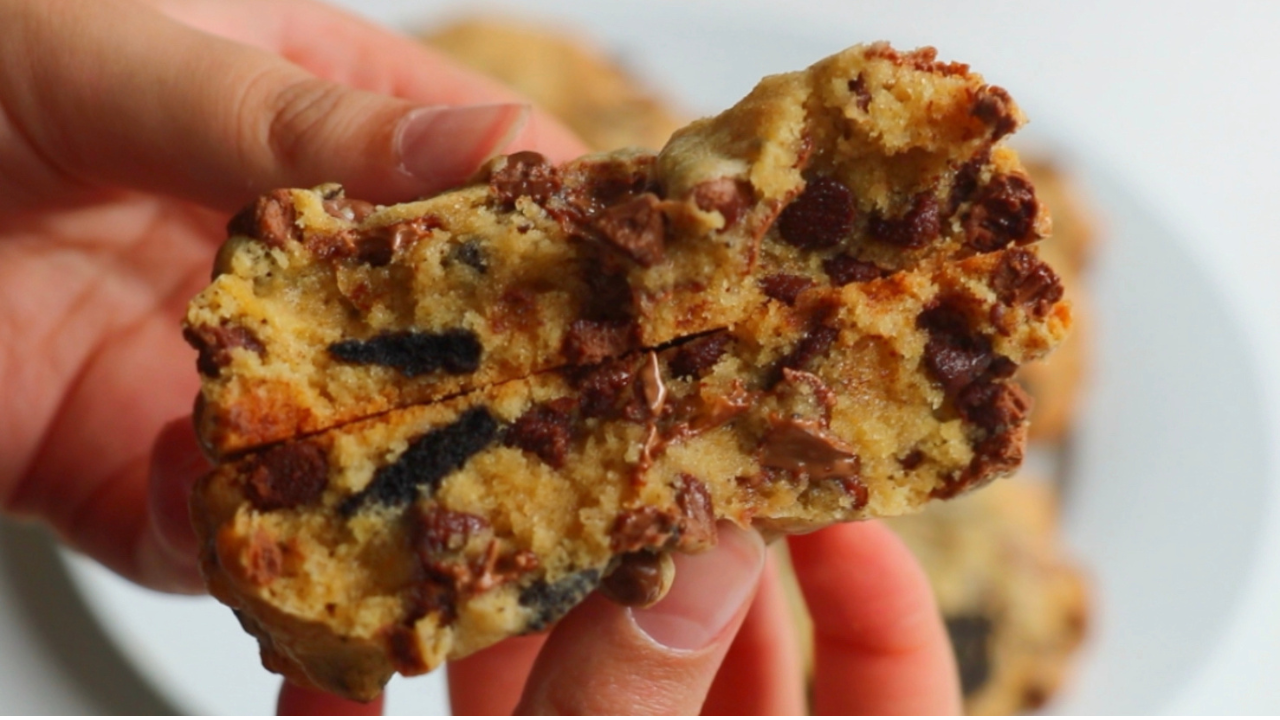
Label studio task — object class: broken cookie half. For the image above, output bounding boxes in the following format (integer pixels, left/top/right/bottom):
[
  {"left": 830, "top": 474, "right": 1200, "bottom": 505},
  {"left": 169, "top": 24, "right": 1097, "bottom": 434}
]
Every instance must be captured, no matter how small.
[{"left": 187, "top": 43, "right": 1070, "bottom": 700}]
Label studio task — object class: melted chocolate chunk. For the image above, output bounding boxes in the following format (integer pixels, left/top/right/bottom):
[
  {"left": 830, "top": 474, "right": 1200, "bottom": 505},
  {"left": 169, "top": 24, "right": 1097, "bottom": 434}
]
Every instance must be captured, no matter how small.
[
  {"left": 572, "top": 358, "right": 638, "bottom": 419},
  {"left": 226, "top": 189, "right": 298, "bottom": 248},
  {"left": 243, "top": 441, "right": 329, "bottom": 512},
  {"left": 600, "top": 551, "right": 669, "bottom": 607},
  {"left": 670, "top": 331, "right": 731, "bottom": 380},
  {"left": 328, "top": 329, "right": 482, "bottom": 378},
  {"left": 593, "top": 192, "right": 666, "bottom": 267},
  {"left": 759, "top": 273, "right": 815, "bottom": 306},
  {"left": 562, "top": 319, "right": 636, "bottom": 366},
  {"left": 991, "top": 248, "right": 1064, "bottom": 318},
  {"left": 777, "top": 176, "right": 856, "bottom": 250},
  {"left": 490, "top": 151, "right": 561, "bottom": 209},
  {"left": 611, "top": 506, "right": 681, "bottom": 553},
  {"left": 899, "top": 449, "right": 926, "bottom": 471},
  {"left": 675, "top": 475, "right": 717, "bottom": 552},
  {"left": 518, "top": 569, "right": 601, "bottom": 632},
  {"left": 946, "top": 614, "right": 994, "bottom": 696},
  {"left": 963, "top": 174, "right": 1039, "bottom": 252},
  {"left": 184, "top": 323, "right": 265, "bottom": 378},
  {"left": 339, "top": 407, "right": 498, "bottom": 515},
  {"left": 869, "top": 192, "right": 941, "bottom": 249},
  {"left": 414, "top": 506, "right": 489, "bottom": 557},
  {"left": 971, "top": 85, "right": 1019, "bottom": 140},
  {"left": 848, "top": 73, "right": 872, "bottom": 112},
  {"left": 823, "top": 254, "right": 885, "bottom": 286},
  {"left": 949, "top": 152, "right": 989, "bottom": 212},
  {"left": 504, "top": 398, "right": 577, "bottom": 468}
]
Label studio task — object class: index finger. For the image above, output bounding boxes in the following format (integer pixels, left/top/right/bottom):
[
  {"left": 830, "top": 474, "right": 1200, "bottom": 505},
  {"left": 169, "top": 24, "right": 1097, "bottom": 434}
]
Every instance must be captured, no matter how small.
[{"left": 788, "top": 521, "right": 962, "bottom": 715}]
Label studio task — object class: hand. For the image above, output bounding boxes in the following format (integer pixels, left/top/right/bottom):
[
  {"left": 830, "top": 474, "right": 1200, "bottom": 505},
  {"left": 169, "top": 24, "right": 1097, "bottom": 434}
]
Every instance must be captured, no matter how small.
[
  {"left": 0, "top": 0, "right": 581, "bottom": 709},
  {"left": 444, "top": 522, "right": 961, "bottom": 715}
]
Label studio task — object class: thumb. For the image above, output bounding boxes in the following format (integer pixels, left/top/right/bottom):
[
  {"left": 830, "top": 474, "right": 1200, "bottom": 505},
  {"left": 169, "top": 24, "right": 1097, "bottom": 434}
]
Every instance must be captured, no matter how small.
[
  {"left": 0, "top": 0, "right": 537, "bottom": 213},
  {"left": 515, "top": 524, "right": 766, "bottom": 715}
]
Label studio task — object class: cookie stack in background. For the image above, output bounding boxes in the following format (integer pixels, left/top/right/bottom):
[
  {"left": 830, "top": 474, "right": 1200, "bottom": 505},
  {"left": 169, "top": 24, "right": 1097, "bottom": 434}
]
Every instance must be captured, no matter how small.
[{"left": 424, "top": 18, "right": 1095, "bottom": 715}]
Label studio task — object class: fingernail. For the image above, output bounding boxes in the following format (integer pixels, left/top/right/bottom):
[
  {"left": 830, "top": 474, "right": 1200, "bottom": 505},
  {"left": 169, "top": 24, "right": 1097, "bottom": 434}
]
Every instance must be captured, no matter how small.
[
  {"left": 629, "top": 523, "right": 765, "bottom": 651},
  {"left": 396, "top": 103, "right": 531, "bottom": 191}
]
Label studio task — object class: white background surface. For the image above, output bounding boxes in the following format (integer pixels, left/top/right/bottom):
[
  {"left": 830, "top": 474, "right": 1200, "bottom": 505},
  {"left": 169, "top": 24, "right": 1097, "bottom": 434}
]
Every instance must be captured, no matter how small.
[{"left": 2, "top": 0, "right": 1279, "bottom": 714}]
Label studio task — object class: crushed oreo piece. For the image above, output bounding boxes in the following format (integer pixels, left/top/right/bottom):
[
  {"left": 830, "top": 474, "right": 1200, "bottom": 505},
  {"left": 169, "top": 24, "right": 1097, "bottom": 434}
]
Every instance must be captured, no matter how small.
[
  {"left": 777, "top": 176, "right": 856, "bottom": 250},
  {"left": 243, "top": 441, "right": 329, "bottom": 512},
  {"left": 448, "top": 240, "right": 488, "bottom": 274},
  {"left": 339, "top": 407, "right": 498, "bottom": 514},
  {"left": 328, "top": 330, "right": 482, "bottom": 377},
  {"left": 518, "top": 569, "right": 601, "bottom": 632}
]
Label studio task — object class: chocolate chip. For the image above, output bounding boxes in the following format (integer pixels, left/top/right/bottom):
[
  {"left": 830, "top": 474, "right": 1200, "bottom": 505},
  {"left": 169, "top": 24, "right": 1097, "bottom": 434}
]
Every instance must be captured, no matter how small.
[
  {"left": 839, "top": 478, "right": 870, "bottom": 509},
  {"left": 358, "top": 219, "right": 437, "bottom": 266},
  {"left": 758, "top": 417, "right": 861, "bottom": 481},
  {"left": 957, "top": 381, "right": 1031, "bottom": 433},
  {"left": 759, "top": 273, "right": 815, "bottom": 306},
  {"left": 691, "top": 178, "right": 752, "bottom": 227},
  {"left": 562, "top": 319, "right": 636, "bottom": 366},
  {"left": 899, "top": 449, "right": 926, "bottom": 470},
  {"left": 611, "top": 506, "right": 680, "bottom": 553},
  {"left": 777, "top": 177, "right": 856, "bottom": 250},
  {"left": 823, "top": 254, "right": 885, "bottom": 285},
  {"left": 593, "top": 192, "right": 666, "bottom": 267},
  {"left": 869, "top": 192, "right": 941, "bottom": 249},
  {"left": 339, "top": 407, "right": 498, "bottom": 514},
  {"left": 243, "top": 441, "right": 328, "bottom": 511},
  {"left": 848, "top": 73, "right": 872, "bottom": 112},
  {"left": 769, "top": 324, "right": 839, "bottom": 387},
  {"left": 518, "top": 569, "right": 601, "bottom": 632},
  {"left": 948, "top": 152, "right": 989, "bottom": 212},
  {"left": 936, "top": 423, "right": 1027, "bottom": 499},
  {"left": 674, "top": 475, "right": 717, "bottom": 552},
  {"left": 448, "top": 239, "right": 488, "bottom": 274},
  {"left": 580, "top": 258, "right": 635, "bottom": 323},
  {"left": 572, "top": 358, "right": 638, "bottom": 419},
  {"left": 184, "top": 323, "right": 265, "bottom": 377},
  {"left": 963, "top": 174, "right": 1039, "bottom": 252},
  {"left": 600, "top": 551, "right": 670, "bottom": 608},
  {"left": 864, "top": 43, "right": 970, "bottom": 77},
  {"left": 669, "top": 331, "right": 731, "bottom": 381},
  {"left": 946, "top": 614, "right": 994, "bottom": 696},
  {"left": 490, "top": 151, "right": 561, "bottom": 209},
  {"left": 328, "top": 329, "right": 482, "bottom": 378},
  {"left": 918, "top": 300, "right": 993, "bottom": 394},
  {"left": 991, "top": 248, "right": 1064, "bottom": 318},
  {"left": 226, "top": 189, "right": 297, "bottom": 248},
  {"left": 504, "top": 398, "right": 576, "bottom": 468},
  {"left": 971, "top": 85, "right": 1019, "bottom": 140}
]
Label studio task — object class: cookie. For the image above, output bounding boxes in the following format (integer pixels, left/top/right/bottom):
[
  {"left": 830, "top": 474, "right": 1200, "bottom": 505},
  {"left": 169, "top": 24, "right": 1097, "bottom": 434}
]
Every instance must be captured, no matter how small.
[
  {"left": 1017, "top": 158, "right": 1099, "bottom": 442},
  {"left": 188, "top": 43, "right": 1072, "bottom": 700},
  {"left": 424, "top": 18, "right": 686, "bottom": 151},
  {"left": 886, "top": 479, "right": 1090, "bottom": 715},
  {"left": 187, "top": 42, "right": 1057, "bottom": 459}
]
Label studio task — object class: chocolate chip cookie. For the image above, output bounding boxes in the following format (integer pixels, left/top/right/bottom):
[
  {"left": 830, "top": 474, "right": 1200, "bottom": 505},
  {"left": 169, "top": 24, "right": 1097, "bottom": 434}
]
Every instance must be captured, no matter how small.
[{"left": 187, "top": 43, "right": 1071, "bottom": 700}]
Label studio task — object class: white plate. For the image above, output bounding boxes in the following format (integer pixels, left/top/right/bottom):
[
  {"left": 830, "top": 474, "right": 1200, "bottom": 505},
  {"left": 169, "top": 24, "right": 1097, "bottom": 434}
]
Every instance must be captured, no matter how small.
[{"left": 57, "top": 1, "right": 1275, "bottom": 714}]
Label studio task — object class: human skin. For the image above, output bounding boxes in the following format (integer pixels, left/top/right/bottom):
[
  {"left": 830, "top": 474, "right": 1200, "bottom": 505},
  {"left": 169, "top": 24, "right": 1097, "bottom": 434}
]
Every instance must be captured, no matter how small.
[{"left": 0, "top": 0, "right": 961, "bottom": 713}]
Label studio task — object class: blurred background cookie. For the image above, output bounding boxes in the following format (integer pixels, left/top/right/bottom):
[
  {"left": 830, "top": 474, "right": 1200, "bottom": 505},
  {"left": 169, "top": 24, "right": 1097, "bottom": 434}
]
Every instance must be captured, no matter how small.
[{"left": 424, "top": 18, "right": 686, "bottom": 151}]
